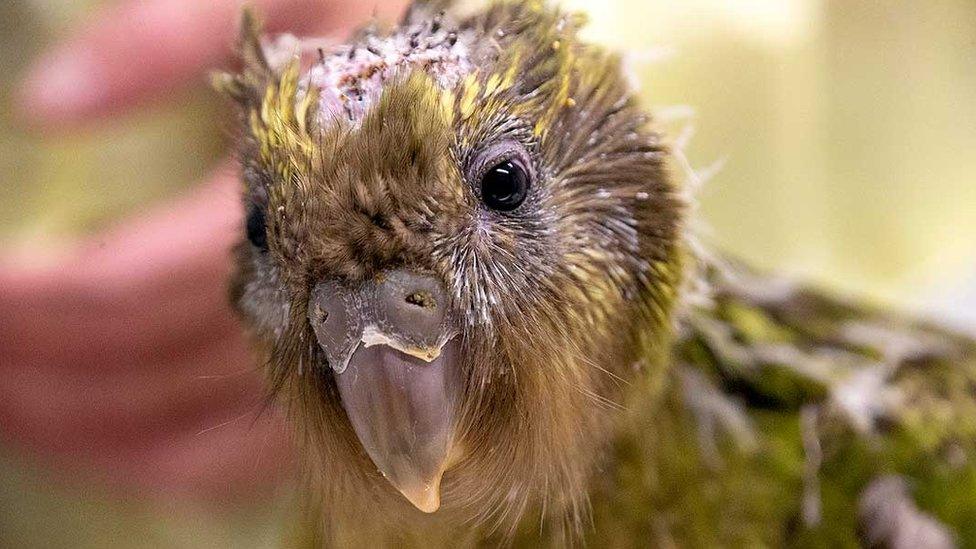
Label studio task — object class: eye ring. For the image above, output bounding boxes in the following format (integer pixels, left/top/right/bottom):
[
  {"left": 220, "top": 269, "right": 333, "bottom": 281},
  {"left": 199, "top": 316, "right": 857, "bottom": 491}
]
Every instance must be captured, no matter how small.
[{"left": 467, "top": 140, "right": 534, "bottom": 213}]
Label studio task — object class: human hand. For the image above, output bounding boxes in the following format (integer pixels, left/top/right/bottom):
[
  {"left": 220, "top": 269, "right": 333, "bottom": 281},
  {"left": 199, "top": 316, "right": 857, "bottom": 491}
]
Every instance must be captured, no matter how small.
[
  {"left": 4, "top": 0, "right": 406, "bottom": 502},
  {"left": 0, "top": 173, "right": 293, "bottom": 502},
  {"left": 18, "top": 0, "right": 406, "bottom": 128}
]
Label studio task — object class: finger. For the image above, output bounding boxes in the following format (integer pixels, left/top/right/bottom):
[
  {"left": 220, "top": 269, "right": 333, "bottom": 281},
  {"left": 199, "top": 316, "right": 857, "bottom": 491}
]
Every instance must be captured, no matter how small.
[
  {"left": 0, "top": 331, "right": 260, "bottom": 456},
  {"left": 144, "top": 405, "right": 293, "bottom": 501},
  {"left": 1, "top": 361, "right": 292, "bottom": 502},
  {"left": 0, "top": 168, "right": 244, "bottom": 374},
  {"left": 0, "top": 324, "right": 290, "bottom": 502},
  {"left": 17, "top": 0, "right": 409, "bottom": 129}
]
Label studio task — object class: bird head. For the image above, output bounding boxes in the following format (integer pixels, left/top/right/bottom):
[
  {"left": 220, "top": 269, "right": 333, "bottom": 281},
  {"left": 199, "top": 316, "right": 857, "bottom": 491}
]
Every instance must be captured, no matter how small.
[{"left": 219, "top": 0, "right": 684, "bottom": 534}]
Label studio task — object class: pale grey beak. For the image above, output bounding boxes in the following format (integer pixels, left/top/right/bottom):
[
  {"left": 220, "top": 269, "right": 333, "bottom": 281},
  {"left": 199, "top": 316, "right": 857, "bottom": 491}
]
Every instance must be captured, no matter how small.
[{"left": 307, "top": 270, "right": 459, "bottom": 512}]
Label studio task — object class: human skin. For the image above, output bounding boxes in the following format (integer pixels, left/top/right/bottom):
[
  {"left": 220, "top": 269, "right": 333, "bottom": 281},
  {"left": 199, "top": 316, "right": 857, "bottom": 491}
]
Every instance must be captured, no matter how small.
[{"left": 1, "top": 0, "right": 406, "bottom": 502}]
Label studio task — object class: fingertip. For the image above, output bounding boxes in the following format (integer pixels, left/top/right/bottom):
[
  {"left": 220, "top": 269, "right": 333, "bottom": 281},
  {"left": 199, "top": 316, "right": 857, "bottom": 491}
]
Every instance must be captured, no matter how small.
[
  {"left": 16, "top": 44, "right": 102, "bottom": 128},
  {"left": 15, "top": 0, "right": 237, "bottom": 130}
]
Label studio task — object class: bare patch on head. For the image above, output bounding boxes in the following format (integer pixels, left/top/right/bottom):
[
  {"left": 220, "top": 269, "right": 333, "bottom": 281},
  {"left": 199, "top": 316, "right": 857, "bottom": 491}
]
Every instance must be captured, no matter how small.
[{"left": 304, "top": 22, "right": 474, "bottom": 124}]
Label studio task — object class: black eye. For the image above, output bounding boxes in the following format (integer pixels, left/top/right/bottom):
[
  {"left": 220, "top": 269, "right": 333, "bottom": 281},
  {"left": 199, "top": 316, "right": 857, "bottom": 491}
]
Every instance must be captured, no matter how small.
[
  {"left": 481, "top": 160, "right": 530, "bottom": 212},
  {"left": 246, "top": 205, "right": 268, "bottom": 251}
]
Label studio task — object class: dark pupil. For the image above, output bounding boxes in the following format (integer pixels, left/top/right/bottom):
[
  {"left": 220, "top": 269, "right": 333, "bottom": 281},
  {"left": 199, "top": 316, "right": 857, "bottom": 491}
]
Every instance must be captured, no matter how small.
[
  {"left": 481, "top": 160, "right": 529, "bottom": 211},
  {"left": 246, "top": 205, "right": 268, "bottom": 251}
]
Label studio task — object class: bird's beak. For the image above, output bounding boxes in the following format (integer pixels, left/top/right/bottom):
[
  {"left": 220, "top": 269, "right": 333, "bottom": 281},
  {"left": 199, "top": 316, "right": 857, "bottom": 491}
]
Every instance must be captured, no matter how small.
[
  {"left": 307, "top": 271, "right": 460, "bottom": 513},
  {"left": 334, "top": 339, "right": 459, "bottom": 512}
]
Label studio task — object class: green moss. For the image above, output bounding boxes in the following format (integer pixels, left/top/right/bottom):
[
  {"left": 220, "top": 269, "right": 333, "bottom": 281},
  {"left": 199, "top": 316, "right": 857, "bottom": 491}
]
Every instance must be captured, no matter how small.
[{"left": 721, "top": 301, "right": 795, "bottom": 344}]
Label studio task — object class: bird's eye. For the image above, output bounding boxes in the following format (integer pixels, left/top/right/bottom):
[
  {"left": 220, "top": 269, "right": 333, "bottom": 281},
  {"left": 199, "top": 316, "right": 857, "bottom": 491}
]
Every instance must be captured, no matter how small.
[
  {"left": 480, "top": 159, "right": 530, "bottom": 212},
  {"left": 246, "top": 204, "right": 268, "bottom": 251}
]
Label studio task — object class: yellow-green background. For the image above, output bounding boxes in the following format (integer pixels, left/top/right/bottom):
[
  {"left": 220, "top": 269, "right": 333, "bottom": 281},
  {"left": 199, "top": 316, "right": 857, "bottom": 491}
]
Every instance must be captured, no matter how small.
[{"left": 1, "top": 0, "right": 974, "bottom": 547}]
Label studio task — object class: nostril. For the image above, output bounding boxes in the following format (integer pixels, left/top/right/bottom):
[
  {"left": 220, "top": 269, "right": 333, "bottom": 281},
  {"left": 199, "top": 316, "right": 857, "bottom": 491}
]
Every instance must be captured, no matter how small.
[
  {"left": 366, "top": 271, "right": 451, "bottom": 350},
  {"left": 405, "top": 291, "right": 437, "bottom": 310},
  {"left": 312, "top": 304, "right": 329, "bottom": 324}
]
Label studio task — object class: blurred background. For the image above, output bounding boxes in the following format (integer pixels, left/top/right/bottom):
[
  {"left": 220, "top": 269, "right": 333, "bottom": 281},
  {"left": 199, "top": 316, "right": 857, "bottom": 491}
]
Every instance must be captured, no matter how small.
[{"left": 1, "top": 0, "right": 974, "bottom": 547}]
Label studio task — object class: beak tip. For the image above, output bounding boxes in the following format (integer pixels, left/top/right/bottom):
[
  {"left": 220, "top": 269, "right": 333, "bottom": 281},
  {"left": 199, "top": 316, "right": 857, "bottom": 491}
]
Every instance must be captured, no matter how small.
[
  {"left": 414, "top": 496, "right": 441, "bottom": 514},
  {"left": 397, "top": 474, "right": 444, "bottom": 513}
]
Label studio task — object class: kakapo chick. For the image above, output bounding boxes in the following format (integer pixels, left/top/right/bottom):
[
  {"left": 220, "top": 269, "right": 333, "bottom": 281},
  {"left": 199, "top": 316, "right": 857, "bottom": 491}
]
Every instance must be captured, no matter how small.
[{"left": 216, "top": 1, "right": 976, "bottom": 546}]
